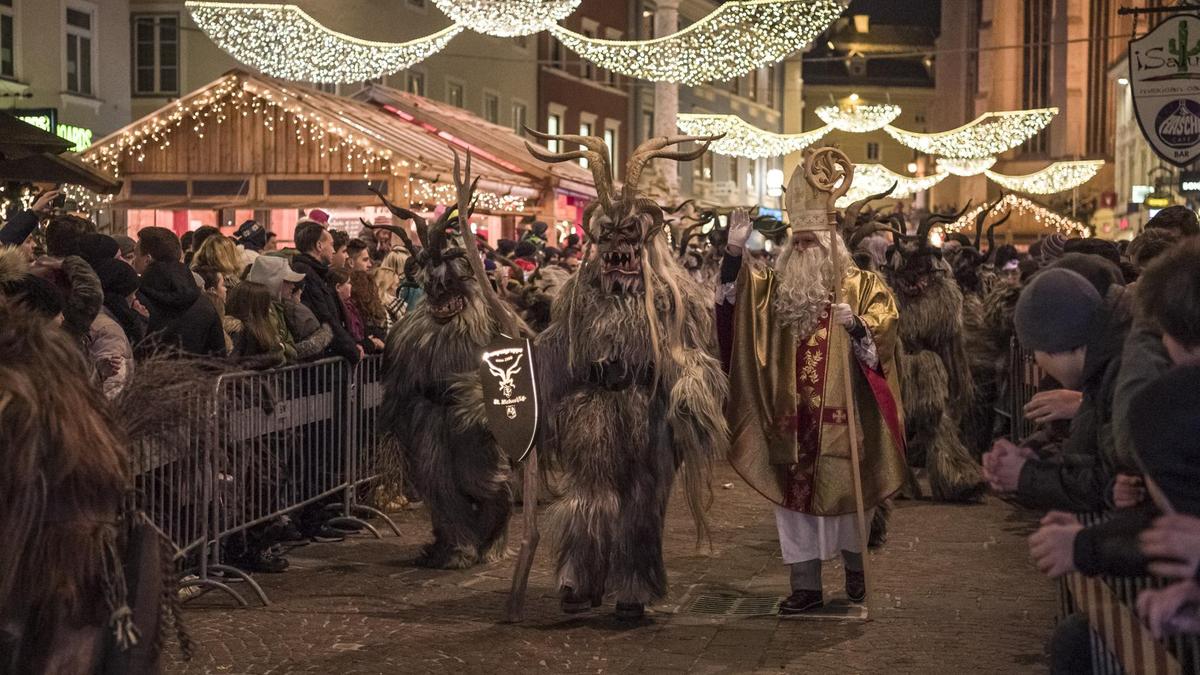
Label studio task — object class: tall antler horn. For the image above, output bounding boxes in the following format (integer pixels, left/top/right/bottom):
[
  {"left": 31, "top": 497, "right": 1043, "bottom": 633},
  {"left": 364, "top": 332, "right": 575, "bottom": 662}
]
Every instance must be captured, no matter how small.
[
  {"left": 623, "top": 134, "right": 723, "bottom": 202},
  {"left": 369, "top": 184, "right": 431, "bottom": 250},
  {"left": 972, "top": 194, "right": 1004, "bottom": 249},
  {"left": 985, "top": 210, "right": 1011, "bottom": 259},
  {"left": 842, "top": 181, "right": 897, "bottom": 230},
  {"left": 523, "top": 126, "right": 614, "bottom": 208},
  {"left": 918, "top": 201, "right": 972, "bottom": 249},
  {"left": 359, "top": 217, "right": 416, "bottom": 255}
]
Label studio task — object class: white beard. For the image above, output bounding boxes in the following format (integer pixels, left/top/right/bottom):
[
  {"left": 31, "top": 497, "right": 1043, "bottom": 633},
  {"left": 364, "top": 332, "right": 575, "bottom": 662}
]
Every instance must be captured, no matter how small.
[{"left": 772, "top": 245, "right": 832, "bottom": 339}]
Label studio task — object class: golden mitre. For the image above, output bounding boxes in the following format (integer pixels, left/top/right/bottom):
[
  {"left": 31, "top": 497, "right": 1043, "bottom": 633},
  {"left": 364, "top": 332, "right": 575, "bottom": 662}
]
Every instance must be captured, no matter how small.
[{"left": 786, "top": 150, "right": 834, "bottom": 232}]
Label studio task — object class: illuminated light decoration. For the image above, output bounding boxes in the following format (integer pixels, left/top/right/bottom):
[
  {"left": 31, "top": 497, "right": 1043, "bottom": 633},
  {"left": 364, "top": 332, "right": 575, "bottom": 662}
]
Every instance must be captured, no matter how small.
[
  {"left": 883, "top": 108, "right": 1058, "bottom": 159},
  {"left": 813, "top": 103, "right": 902, "bottom": 133},
  {"left": 936, "top": 156, "right": 996, "bottom": 177},
  {"left": 81, "top": 75, "right": 408, "bottom": 179},
  {"left": 431, "top": 0, "right": 581, "bottom": 37},
  {"left": 61, "top": 184, "right": 113, "bottom": 212},
  {"left": 676, "top": 113, "right": 831, "bottom": 159},
  {"left": 548, "top": 0, "right": 847, "bottom": 86},
  {"left": 410, "top": 178, "right": 529, "bottom": 213},
  {"left": 947, "top": 193, "right": 1088, "bottom": 237},
  {"left": 834, "top": 163, "right": 947, "bottom": 207},
  {"left": 185, "top": 2, "right": 462, "bottom": 84},
  {"left": 984, "top": 159, "right": 1104, "bottom": 195}
]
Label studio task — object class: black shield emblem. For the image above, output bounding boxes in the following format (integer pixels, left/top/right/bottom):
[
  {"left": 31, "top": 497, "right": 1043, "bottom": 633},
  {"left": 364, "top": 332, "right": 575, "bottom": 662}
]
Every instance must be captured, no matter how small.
[{"left": 479, "top": 336, "right": 538, "bottom": 464}]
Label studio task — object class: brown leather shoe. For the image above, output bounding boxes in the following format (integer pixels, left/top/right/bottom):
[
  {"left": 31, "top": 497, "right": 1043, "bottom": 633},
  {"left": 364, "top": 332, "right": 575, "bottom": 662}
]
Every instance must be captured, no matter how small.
[
  {"left": 846, "top": 570, "right": 866, "bottom": 603},
  {"left": 779, "top": 589, "right": 824, "bottom": 615}
]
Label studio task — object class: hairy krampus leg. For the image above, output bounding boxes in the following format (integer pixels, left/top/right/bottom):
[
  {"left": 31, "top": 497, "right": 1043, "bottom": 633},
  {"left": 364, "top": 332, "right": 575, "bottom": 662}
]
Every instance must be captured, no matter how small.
[
  {"left": 926, "top": 415, "right": 986, "bottom": 503},
  {"left": 552, "top": 485, "right": 615, "bottom": 602},
  {"left": 608, "top": 430, "right": 674, "bottom": 606},
  {"left": 474, "top": 484, "right": 513, "bottom": 563},
  {"left": 416, "top": 487, "right": 482, "bottom": 568}
]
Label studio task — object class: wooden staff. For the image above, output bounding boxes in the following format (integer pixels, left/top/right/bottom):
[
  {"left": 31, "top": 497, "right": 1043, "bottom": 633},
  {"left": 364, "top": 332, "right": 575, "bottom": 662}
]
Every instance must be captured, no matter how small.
[
  {"left": 803, "top": 147, "right": 872, "bottom": 609},
  {"left": 449, "top": 150, "right": 540, "bottom": 623}
]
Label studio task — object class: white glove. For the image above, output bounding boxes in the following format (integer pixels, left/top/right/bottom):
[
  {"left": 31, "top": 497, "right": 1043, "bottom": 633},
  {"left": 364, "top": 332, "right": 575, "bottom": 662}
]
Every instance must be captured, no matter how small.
[
  {"left": 726, "top": 209, "right": 752, "bottom": 255},
  {"left": 831, "top": 303, "right": 855, "bottom": 328}
]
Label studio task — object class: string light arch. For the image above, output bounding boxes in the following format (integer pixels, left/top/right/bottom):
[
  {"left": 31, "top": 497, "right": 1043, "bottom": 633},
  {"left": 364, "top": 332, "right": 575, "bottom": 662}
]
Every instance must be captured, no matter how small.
[
  {"left": 984, "top": 160, "right": 1103, "bottom": 195},
  {"left": 676, "top": 114, "right": 831, "bottom": 159},
  {"left": 813, "top": 103, "right": 901, "bottom": 133},
  {"left": 882, "top": 108, "right": 1058, "bottom": 159},
  {"left": 946, "top": 193, "right": 1089, "bottom": 237}
]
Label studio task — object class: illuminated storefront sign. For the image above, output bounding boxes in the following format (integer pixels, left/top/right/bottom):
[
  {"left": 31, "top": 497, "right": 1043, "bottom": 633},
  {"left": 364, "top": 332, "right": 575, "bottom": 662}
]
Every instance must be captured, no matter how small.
[{"left": 14, "top": 108, "right": 94, "bottom": 151}]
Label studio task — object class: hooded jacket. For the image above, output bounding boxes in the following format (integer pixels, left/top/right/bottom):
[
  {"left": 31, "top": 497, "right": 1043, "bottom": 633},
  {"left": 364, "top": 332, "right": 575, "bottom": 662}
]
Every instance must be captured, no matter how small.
[
  {"left": 138, "top": 260, "right": 227, "bottom": 357},
  {"left": 1015, "top": 287, "right": 1133, "bottom": 512},
  {"left": 291, "top": 252, "right": 359, "bottom": 363}
]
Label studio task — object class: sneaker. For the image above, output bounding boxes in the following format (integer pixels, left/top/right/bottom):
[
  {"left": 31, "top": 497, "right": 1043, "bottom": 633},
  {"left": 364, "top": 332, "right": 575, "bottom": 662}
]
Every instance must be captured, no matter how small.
[
  {"left": 270, "top": 519, "right": 309, "bottom": 546},
  {"left": 241, "top": 548, "right": 289, "bottom": 574},
  {"left": 329, "top": 519, "right": 365, "bottom": 533},
  {"left": 845, "top": 570, "right": 866, "bottom": 603},
  {"left": 779, "top": 589, "right": 824, "bottom": 615}
]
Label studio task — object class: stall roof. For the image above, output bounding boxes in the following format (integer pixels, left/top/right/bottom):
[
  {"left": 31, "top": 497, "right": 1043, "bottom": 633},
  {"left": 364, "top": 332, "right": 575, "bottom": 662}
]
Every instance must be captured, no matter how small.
[
  {"left": 355, "top": 84, "right": 597, "bottom": 199},
  {"left": 83, "top": 70, "right": 593, "bottom": 206}
]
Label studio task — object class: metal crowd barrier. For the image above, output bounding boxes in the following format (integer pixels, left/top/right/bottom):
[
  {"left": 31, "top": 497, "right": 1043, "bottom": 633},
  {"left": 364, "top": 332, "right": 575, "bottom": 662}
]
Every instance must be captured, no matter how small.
[
  {"left": 128, "top": 354, "right": 395, "bottom": 607},
  {"left": 1007, "top": 350, "right": 1200, "bottom": 673},
  {"left": 1007, "top": 336, "right": 1044, "bottom": 442},
  {"left": 1059, "top": 515, "right": 1200, "bottom": 675}
]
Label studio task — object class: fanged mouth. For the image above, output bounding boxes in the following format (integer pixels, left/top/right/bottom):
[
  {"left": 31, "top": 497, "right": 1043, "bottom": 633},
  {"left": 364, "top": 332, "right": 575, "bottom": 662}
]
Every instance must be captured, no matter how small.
[
  {"left": 601, "top": 246, "right": 643, "bottom": 295},
  {"left": 428, "top": 294, "right": 467, "bottom": 320}
]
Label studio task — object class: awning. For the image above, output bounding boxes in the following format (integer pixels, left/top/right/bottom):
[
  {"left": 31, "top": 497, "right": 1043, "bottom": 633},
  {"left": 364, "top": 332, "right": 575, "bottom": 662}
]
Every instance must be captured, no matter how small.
[
  {"left": 0, "top": 112, "right": 72, "bottom": 161},
  {"left": 0, "top": 151, "right": 121, "bottom": 193}
]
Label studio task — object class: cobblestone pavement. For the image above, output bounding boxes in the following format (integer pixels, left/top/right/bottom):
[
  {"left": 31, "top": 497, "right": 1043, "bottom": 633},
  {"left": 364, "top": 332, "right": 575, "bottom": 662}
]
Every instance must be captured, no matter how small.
[{"left": 168, "top": 465, "right": 1055, "bottom": 674}]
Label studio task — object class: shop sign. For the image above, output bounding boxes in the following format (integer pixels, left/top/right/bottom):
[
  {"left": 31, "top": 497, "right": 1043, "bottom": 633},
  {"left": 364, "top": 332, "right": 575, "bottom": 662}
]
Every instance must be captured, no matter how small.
[
  {"left": 14, "top": 108, "right": 94, "bottom": 151},
  {"left": 1130, "top": 15, "right": 1200, "bottom": 167}
]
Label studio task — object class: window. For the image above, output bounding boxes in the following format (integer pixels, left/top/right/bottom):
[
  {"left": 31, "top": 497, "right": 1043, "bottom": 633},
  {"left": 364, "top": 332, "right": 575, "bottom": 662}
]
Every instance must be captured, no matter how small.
[
  {"left": 65, "top": 6, "right": 94, "bottom": 95},
  {"left": 512, "top": 101, "right": 527, "bottom": 135},
  {"left": 578, "top": 121, "right": 592, "bottom": 167},
  {"left": 550, "top": 36, "right": 565, "bottom": 69},
  {"left": 694, "top": 148, "right": 713, "bottom": 181},
  {"left": 483, "top": 92, "right": 500, "bottom": 124},
  {"left": 447, "top": 80, "right": 464, "bottom": 108},
  {"left": 581, "top": 29, "right": 595, "bottom": 79},
  {"left": 313, "top": 81, "right": 337, "bottom": 94},
  {"left": 604, "top": 127, "right": 618, "bottom": 170},
  {"left": 641, "top": 110, "right": 654, "bottom": 142},
  {"left": 133, "top": 14, "right": 179, "bottom": 95},
  {"left": 514, "top": 34, "right": 527, "bottom": 49},
  {"left": 1, "top": 0, "right": 14, "bottom": 79},
  {"left": 640, "top": 3, "right": 655, "bottom": 39},
  {"left": 866, "top": 142, "right": 880, "bottom": 161},
  {"left": 546, "top": 112, "right": 562, "bottom": 152},
  {"left": 765, "top": 66, "right": 776, "bottom": 107},
  {"left": 406, "top": 70, "right": 425, "bottom": 96}
]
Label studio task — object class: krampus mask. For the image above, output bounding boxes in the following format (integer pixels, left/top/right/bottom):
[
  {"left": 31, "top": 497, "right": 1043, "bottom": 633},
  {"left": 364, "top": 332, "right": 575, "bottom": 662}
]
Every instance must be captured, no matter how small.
[{"left": 524, "top": 128, "right": 721, "bottom": 296}]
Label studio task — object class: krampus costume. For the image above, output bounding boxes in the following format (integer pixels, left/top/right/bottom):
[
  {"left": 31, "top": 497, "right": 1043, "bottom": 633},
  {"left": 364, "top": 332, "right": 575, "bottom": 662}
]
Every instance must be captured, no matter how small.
[
  {"left": 373, "top": 184, "right": 517, "bottom": 570},
  {"left": 881, "top": 209, "right": 986, "bottom": 501},
  {"left": 523, "top": 130, "right": 729, "bottom": 620},
  {"left": 1, "top": 297, "right": 198, "bottom": 674}
]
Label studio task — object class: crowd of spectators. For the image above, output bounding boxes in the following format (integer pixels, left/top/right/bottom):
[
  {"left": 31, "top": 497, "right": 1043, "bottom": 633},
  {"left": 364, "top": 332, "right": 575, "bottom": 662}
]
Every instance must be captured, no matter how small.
[{"left": 964, "top": 205, "right": 1200, "bottom": 673}]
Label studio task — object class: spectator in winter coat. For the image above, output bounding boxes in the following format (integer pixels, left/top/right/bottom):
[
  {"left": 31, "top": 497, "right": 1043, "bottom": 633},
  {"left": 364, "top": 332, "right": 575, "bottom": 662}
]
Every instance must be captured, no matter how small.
[
  {"left": 349, "top": 270, "right": 388, "bottom": 352},
  {"left": 983, "top": 268, "right": 1132, "bottom": 512},
  {"left": 27, "top": 214, "right": 102, "bottom": 343},
  {"left": 345, "top": 239, "right": 372, "bottom": 273},
  {"left": 87, "top": 255, "right": 142, "bottom": 398},
  {"left": 290, "top": 222, "right": 360, "bottom": 363},
  {"left": 134, "top": 227, "right": 227, "bottom": 357},
  {"left": 190, "top": 234, "right": 244, "bottom": 290},
  {"left": 225, "top": 281, "right": 288, "bottom": 368}
]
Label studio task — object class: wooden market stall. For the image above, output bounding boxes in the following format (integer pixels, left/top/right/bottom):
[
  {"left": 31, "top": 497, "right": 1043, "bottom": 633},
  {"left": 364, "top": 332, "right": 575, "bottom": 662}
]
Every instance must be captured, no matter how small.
[{"left": 81, "top": 70, "right": 595, "bottom": 244}]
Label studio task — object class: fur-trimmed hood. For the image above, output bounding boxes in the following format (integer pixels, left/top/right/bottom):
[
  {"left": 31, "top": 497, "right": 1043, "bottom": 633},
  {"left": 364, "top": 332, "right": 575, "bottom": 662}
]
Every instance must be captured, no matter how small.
[{"left": 0, "top": 245, "right": 30, "bottom": 285}]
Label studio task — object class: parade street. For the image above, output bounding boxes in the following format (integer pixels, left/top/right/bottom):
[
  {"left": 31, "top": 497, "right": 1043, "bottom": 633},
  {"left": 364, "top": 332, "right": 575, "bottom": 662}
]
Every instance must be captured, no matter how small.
[{"left": 169, "top": 465, "right": 1055, "bottom": 675}]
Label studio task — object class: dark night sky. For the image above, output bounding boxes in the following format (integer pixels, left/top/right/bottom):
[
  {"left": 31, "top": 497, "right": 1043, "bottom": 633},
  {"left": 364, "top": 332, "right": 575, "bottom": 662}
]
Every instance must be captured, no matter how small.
[{"left": 844, "top": 0, "right": 941, "bottom": 31}]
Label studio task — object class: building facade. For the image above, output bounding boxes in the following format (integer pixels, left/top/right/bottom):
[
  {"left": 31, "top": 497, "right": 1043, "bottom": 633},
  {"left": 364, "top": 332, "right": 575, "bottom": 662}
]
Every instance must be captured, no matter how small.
[
  {"left": 1, "top": 0, "right": 132, "bottom": 151},
  {"left": 932, "top": 0, "right": 1130, "bottom": 236}
]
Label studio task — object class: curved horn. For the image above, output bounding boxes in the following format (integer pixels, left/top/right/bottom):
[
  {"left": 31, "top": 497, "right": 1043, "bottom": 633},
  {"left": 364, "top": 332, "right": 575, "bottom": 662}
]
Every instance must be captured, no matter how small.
[
  {"left": 677, "top": 221, "right": 706, "bottom": 257},
  {"left": 918, "top": 201, "right": 972, "bottom": 249},
  {"left": 972, "top": 194, "right": 1004, "bottom": 249},
  {"left": 623, "top": 134, "right": 723, "bottom": 202},
  {"left": 985, "top": 210, "right": 1011, "bottom": 258},
  {"left": 523, "top": 126, "right": 614, "bottom": 209},
  {"left": 359, "top": 217, "right": 415, "bottom": 255},
  {"left": 368, "top": 184, "right": 430, "bottom": 249},
  {"left": 843, "top": 181, "right": 897, "bottom": 229}
]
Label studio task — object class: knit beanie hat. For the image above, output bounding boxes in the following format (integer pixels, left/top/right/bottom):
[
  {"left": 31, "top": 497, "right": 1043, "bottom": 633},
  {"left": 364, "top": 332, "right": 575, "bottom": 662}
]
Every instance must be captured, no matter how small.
[
  {"left": 1014, "top": 268, "right": 1102, "bottom": 353},
  {"left": 1129, "top": 365, "right": 1200, "bottom": 516},
  {"left": 1040, "top": 233, "right": 1067, "bottom": 262},
  {"left": 1050, "top": 252, "right": 1124, "bottom": 296},
  {"left": 76, "top": 232, "right": 119, "bottom": 267},
  {"left": 94, "top": 257, "right": 140, "bottom": 297}
]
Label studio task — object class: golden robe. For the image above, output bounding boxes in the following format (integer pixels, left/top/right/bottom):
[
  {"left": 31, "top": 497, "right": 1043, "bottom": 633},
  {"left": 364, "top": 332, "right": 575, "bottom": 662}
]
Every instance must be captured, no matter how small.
[{"left": 725, "top": 263, "right": 907, "bottom": 516}]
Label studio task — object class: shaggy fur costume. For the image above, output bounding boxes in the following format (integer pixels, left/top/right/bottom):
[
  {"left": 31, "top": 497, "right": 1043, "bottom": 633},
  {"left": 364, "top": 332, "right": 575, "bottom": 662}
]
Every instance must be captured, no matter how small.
[
  {"left": 535, "top": 247, "right": 728, "bottom": 606},
  {"left": 524, "top": 130, "right": 729, "bottom": 611},
  {"left": 381, "top": 270, "right": 514, "bottom": 569},
  {"left": 887, "top": 257, "right": 986, "bottom": 502}
]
